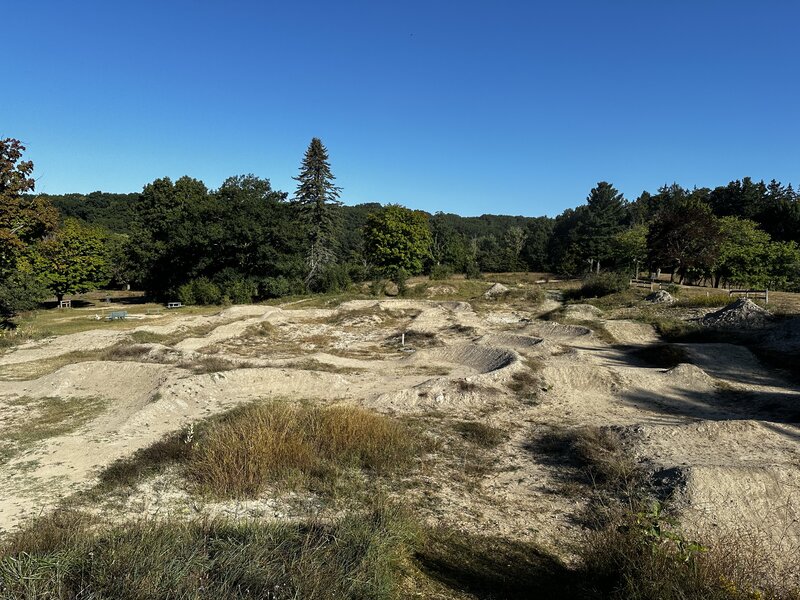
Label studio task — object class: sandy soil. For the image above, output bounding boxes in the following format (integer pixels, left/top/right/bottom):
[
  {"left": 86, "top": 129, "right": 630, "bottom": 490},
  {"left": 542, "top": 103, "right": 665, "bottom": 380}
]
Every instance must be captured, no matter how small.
[{"left": 0, "top": 292, "right": 798, "bottom": 579}]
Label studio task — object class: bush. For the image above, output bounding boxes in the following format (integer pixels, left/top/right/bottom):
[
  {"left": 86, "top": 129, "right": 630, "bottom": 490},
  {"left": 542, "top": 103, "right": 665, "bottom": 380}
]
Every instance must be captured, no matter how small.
[
  {"left": 312, "top": 264, "right": 352, "bottom": 293},
  {"left": 575, "top": 272, "right": 629, "bottom": 299},
  {"left": 429, "top": 264, "right": 453, "bottom": 281},
  {"left": 388, "top": 267, "right": 408, "bottom": 295},
  {"left": 177, "top": 277, "right": 223, "bottom": 305},
  {"left": 464, "top": 260, "right": 482, "bottom": 280},
  {"left": 215, "top": 272, "right": 258, "bottom": 304},
  {"left": 0, "top": 271, "right": 48, "bottom": 320}
]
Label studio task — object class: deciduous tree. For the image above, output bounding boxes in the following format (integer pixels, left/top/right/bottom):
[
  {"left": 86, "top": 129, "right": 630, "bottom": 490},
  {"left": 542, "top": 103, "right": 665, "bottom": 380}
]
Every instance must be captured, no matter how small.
[
  {"left": 34, "top": 219, "right": 111, "bottom": 302},
  {"left": 364, "top": 205, "right": 432, "bottom": 275},
  {"left": 0, "top": 138, "right": 58, "bottom": 275}
]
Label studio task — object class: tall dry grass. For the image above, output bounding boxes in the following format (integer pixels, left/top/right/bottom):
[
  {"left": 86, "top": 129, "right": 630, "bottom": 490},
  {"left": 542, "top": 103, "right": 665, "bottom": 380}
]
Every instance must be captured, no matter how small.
[{"left": 186, "top": 402, "right": 420, "bottom": 498}]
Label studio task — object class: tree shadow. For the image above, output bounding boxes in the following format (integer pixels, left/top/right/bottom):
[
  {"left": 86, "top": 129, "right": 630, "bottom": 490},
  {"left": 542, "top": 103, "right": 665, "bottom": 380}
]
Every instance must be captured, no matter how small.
[{"left": 416, "top": 528, "right": 596, "bottom": 600}]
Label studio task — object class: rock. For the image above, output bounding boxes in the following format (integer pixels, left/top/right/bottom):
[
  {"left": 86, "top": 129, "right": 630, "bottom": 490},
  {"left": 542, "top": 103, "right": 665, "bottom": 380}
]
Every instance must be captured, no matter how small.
[
  {"left": 384, "top": 282, "right": 399, "bottom": 296},
  {"left": 645, "top": 290, "right": 675, "bottom": 304},
  {"left": 483, "top": 283, "right": 510, "bottom": 299}
]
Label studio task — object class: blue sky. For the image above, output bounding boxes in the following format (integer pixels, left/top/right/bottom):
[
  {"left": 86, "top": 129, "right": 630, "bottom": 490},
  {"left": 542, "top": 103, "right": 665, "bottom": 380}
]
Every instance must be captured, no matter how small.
[{"left": 4, "top": 1, "right": 799, "bottom": 217}]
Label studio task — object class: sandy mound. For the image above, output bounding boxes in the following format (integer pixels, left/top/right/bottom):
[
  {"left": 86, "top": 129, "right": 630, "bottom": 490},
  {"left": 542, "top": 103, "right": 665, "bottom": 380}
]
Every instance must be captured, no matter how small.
[
  {"left": 478, "top": 334, "right": 544, "bottom": 348},
  {"left": 409, "top": 344, "right": 518, "bottom": 374},
  {"left": 645, "top": 290, "right": 674, "bottom": 304},
  {"left": 561, "top": 304, "right": 602, "bottom": 320},
  {"left": 602, "top": 320, "right": 659, "bottom": 345},
  {"left": 525, "top": 321, "right": 593, "bottom": 339},
  {"left": 702, "top": 298, "right": 773, "bottom": 329},
  {"left": 662, "top": 363, "right": 715, "bottom": 389},
  {"left": 0, "top": 361, "right": 169, "bottom": 403},
  {"left": 483, "top": 283, "right": 510, "bottom": 298}
]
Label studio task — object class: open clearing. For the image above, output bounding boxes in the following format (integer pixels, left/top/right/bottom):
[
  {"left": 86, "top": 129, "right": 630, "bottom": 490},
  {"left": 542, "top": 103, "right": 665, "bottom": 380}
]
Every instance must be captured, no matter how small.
[{"left": 0, "top": 280, "right": 798, "bottom": 594}]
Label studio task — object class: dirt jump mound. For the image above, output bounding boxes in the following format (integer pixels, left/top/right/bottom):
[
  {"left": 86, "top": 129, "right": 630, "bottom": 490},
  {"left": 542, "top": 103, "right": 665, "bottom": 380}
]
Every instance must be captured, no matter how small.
[{"left": 701, "top": 298, "right": 773, "bottom": 329}]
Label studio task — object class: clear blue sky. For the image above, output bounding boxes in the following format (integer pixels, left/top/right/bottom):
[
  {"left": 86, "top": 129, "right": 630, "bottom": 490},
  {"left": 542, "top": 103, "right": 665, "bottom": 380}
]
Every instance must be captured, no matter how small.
[{"left": 4, "top": 1, "right": 799, "bottom": 217}]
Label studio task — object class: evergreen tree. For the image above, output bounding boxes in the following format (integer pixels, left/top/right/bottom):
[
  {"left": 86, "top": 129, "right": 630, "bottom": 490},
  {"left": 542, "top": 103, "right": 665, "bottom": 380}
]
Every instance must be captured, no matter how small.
[{"left": 292, "top": 138, "right": 342, "bottom": 288}]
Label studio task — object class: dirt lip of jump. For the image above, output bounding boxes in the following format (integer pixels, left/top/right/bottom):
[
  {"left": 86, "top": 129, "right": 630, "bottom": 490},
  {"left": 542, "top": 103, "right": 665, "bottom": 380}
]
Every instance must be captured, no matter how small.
[{"left": 0, "top": 287, "right": 798, "bottom": 586}]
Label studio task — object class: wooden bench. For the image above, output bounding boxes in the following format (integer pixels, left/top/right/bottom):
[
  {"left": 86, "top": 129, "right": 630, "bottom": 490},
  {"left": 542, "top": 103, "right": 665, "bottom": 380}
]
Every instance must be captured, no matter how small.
[
  {"left": 729, "top": 289, "right": 769, "bottom": 303},
  {"left": 167, "top": 302, "right": 183, "bottom": 309},
  {"left": 107, "top": 310, "right": 128, "bottom": 320}
]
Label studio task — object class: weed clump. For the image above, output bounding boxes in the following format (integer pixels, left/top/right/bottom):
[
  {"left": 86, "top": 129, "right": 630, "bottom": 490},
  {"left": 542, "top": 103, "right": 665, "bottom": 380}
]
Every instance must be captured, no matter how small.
[
  {"left": 454, "top": 421, "right": 507, "bottom": 448},
  {"left": 0, "top": 506, "right": 416, "bottom": 600}
]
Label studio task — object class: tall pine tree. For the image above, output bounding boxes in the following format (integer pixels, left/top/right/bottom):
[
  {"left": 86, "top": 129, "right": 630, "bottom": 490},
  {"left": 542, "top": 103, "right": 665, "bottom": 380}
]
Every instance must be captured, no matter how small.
[{"left": 292, "top": 138, "right": 342, "bottom": 287}]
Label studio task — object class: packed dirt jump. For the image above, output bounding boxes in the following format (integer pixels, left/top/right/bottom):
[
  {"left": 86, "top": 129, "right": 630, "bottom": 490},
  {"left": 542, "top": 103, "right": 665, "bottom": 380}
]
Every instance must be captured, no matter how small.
[{"left": 0, "top": 290, "right": 798, "bottom": 582}]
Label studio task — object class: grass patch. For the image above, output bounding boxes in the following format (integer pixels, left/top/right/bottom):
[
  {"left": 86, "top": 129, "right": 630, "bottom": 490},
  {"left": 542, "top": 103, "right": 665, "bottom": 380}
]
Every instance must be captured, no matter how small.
[
  {"left": 177, "top": 355, "right": 254, "bottom": 374},
  {"left": 102, "top": 342, "right": 153, "bottom": 361},
  {"left": 675, "top": 293, "right": 733, "bottom": 308},
  {"left": 586, "top": 287, "right": 649, "bottom": 310},
  {"left": 0, "top": 350, "right": 106, "bottom": 381},
  {"left": 99, "top": 402, "right": 424, "bottom": 500},
  {"left": 0, "top": 505, "right": 417, "bottom": 600},
  {"left": 285, "top": 358, "right": 366, "bottom": 375},
  {"left": 186, "top": 403, "right": 421, "bottom": 498},
  {"left": 0, "top": 396, "right": 106, "bottom": 465},
  {"left": 506, "top": 358, "right": 547, "bottom": 401},
  {"left": 453, "top": 421, "right": 507, "bottom": 448}
]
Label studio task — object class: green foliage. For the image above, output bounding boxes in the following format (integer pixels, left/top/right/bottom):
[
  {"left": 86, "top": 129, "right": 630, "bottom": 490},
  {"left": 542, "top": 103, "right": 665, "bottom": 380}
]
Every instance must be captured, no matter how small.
[
  {"left": 33, "top": 218, "right": 111, "bottom": 301},
  {"left": 0, "top": 139, "right": 58, "bottom": 276},
  {"left": 572, "top": 272, "right": 630, "bottom": 299},
  {"left": 0, "top": 269, "right": 48, "bottom": 320},
  {"left": 293, "top": 138, "right": 343, "bottom": 286},
  {"left": 177, "top": 277, "right": 223, "bottom": 305},
  {"left": 314, "top": 263, "right": 352, "bottom": 293},
  {"left": 429, "top": 264, "right": 453, "bottom": 280},
  {"left": 364, "top": 205, "right": 433, "bottom": 275},
  {"left": 612, "top": 224, "right": 648, "bottom": 271},
  {"left": 647, "top": 188, "right": 721, "bottom": 282},
  {"left": 0, "top": 506, "right": 415, "bottom": 600}
]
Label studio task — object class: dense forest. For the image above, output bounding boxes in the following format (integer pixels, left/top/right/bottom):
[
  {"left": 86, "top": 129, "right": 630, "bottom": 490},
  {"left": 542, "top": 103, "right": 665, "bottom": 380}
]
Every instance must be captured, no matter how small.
[{"left": 2, "top": 136, "right": 800, "bottom": 317}]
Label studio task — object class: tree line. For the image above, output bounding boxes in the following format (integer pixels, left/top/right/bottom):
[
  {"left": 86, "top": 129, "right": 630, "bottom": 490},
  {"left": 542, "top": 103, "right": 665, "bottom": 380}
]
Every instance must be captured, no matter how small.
[{"left": 2, "top": 136, "right": 799, "bottom": 319}]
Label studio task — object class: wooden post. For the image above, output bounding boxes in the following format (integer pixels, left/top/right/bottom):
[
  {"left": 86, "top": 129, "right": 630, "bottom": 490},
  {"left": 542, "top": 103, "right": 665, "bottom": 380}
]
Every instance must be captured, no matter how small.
[
  {"left": 401, "top": 333, "right": 405, "bottom": 347},
  {"left": 765, "top": 289, "right": 769, "bottom": 304}
]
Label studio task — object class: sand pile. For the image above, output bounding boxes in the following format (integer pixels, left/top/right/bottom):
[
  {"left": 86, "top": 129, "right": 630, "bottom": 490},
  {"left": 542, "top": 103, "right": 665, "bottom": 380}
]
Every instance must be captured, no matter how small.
[
  {"left": 701, "top": 298, "right": 773, "bottom": 329},
  {"left": 645, "top": 290, "right": 674, "bottom": 304},
  {"left": 483, "top": 283, "right": 509, "bottom": 298},
  {"left": 561, "top": 304, "right": 602, "bottom": 320}
]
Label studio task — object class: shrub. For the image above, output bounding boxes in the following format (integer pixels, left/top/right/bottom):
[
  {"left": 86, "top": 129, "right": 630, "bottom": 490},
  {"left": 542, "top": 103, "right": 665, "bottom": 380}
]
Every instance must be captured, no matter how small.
[
  {"left": 429, "top": 264, "right": 453, "bottom": 281},
  {"left": 390, "top": 267, "right": 408, "bottom": 295},
  {"left": 218, "top": 276, "right": 258, "bottom": 304},
  {"left": 313, "top": 264, "right": 352, "bottom": 293},
  {"left": 574, "top": 272, "right": 629, "bottom": 299},
  {"left": 177, "top": 277, "right": 223, "bottom": 305},
  {"left": 464, "top": 260, "right": 482, "bottom": 280},
  {"left": 260, "top": 276, "right": 294, "bottom": 298},
  {"left": 454, "top": 421, "right": 507, "bottom": 448}
]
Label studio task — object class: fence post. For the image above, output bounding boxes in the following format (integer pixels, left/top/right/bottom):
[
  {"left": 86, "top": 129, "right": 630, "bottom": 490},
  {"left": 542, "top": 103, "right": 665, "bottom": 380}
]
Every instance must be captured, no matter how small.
[{"left": 765, "top": 289, "right": 769, "bottom": 304}]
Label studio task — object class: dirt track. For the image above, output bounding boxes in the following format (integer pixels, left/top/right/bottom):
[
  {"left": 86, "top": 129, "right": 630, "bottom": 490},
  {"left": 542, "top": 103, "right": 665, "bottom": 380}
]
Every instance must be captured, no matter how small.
[{"left": 0, "top": 295, "right": 798, "bottom": 577}]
